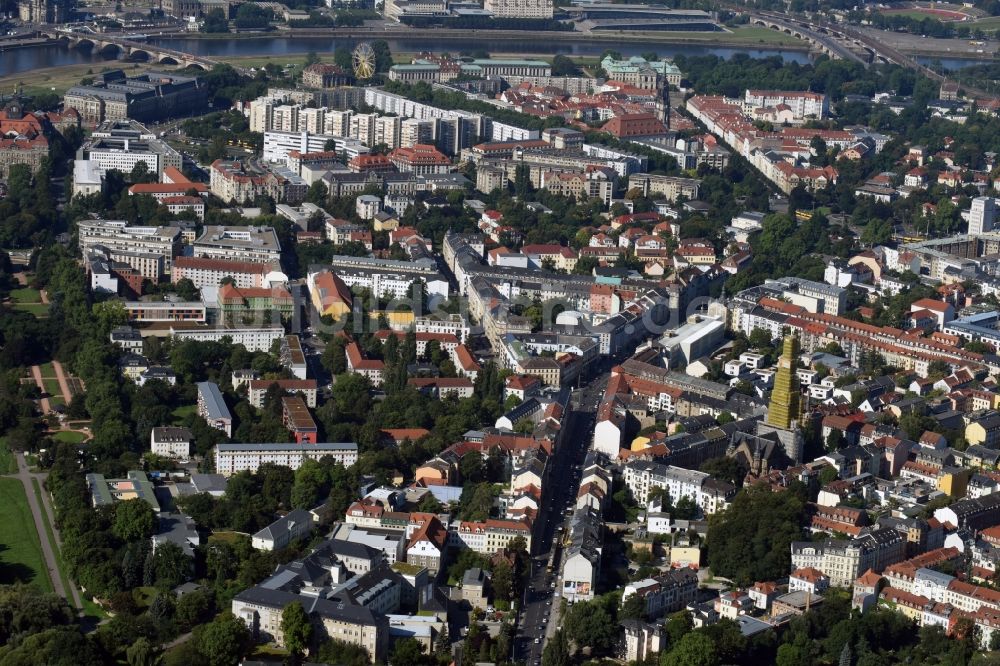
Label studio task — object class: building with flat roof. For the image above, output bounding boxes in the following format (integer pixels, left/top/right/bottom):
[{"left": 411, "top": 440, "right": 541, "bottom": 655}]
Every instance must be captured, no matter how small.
[
  {"left": 78, "top": 219, "right": 181, "bottom": 280},
  {"left": 197, "top": 381, "right": 232, "bottom": 438},
  {"left": 64, "top": 70, "right": 208, "bottom": 125},
  {"left": 214, "top": 442, "right": 359, "bottom": 476},
  {"left": 192, "top": 226, "right": 282, "bottom": 265},
  {"left": 85, "top": 471, "right": 161, "bottom": 511},
  {"left": 282, "top": 396, "right": 318, "bottom": 444},
  {"left": 78, "top": 119, "right": 182, "bottom": 176}
]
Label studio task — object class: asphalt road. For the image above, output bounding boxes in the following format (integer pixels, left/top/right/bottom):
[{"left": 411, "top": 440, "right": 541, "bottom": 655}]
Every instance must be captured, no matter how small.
[{"left": 512, "top": 365, "right": 611, "bottom": 663}]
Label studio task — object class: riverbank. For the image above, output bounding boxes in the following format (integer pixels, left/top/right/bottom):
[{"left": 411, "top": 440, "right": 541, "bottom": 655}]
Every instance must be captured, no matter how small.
[
  {"left": 153, "top": 24, "right": 809, "bottom": 50},
  {"left": 0, "top": 61, "right": 153, "bottom": 98}
]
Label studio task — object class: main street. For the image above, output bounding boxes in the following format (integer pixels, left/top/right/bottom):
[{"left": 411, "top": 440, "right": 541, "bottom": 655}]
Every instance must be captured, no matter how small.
[{"left": 512, "top": 362, "right": 610, "bottom": 663}]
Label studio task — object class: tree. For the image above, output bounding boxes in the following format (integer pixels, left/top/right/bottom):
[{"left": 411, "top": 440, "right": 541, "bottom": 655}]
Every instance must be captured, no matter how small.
[
  {"left": 664, "top": 632, "right": 719, "bottom": 666},
  {"left": 434, "top": 624, "right": 451, "bottom": 657},
  {"left": 317, "top": 638, "right": 371, "bottom": 666},
  {"left": 126, "top": 637, "right": 159, "bottom": 666},
  {"left": 542, "top": 629, "right": 569, "bottom": 666},
  {"left": 620, "top": 593, "right": 647, "bottom": 620},
  {"left": 114, "top": 500, "right": 156, "bottom": 542},
  {"left": 196, "top": 612, "right": 250, "bottom": 666},
  {"left": 391, "top": 637, "right": 431, "bottom": 666},
  {"left": 282, "top": 601, "right": 313, "bottom": 657},
  {"left": 563, "top": 599, "right": 617, "bottom": 653},
  {"left": 706, "top": 484, "right": 809, "bottom": 586}
]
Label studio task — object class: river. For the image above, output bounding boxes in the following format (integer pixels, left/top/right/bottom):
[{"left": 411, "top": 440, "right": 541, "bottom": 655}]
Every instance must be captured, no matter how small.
[
  {"left": 0, "top": 35, "right": 812, "bottom": 78},
  {"left": 2, "top": 34, "right": 993, "bottom": 80}
]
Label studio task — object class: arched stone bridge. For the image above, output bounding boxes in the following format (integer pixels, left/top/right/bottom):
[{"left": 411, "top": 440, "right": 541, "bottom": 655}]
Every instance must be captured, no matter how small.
[{"left": 38, "top": 30, "right": 218, "bottom": 70}]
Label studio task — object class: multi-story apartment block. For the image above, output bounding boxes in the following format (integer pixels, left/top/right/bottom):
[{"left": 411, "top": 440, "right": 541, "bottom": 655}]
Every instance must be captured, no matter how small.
[
  {"left": 171, "top": 326, "right": 285, "bottom": 353},
  {"left": 388, "top": 144, "right": 451, "bottom": 174},
  {"left": 149, "top": 426, "right": 192, "bottom": 460},
  {"left": 214, "top": 442, "right": 359, "bottom": 476},
  {"left": 301, "top": 63, "right": 351, "bottom": 89},
  {"left": 448, "top": 518, "right": 533, "bottom": 555},
  {"left": 248, "top": 379, "right": 318, "bottom": 409},
  {"left": 791, "top": 528, "right": 907, "bottom": 587},
  {"left": 743, "top": 90, "right": 829, "bottom": 120},
  {"left": 78, "top": 219, "right": 182, "bottom": 280},
  {"left": 171, "top": 256, "right": 281, "bottom": 290},
  {"left": 483, "top": 0, "right": 553, "bottom": 17},
  {"left": 232, "top": 587, "right": 387, "bottom": 661},
  {"left": 324, "top": 255, "right": 450, "bottom": 299},
  {"left": 621, "top": 569, "right": 698, "bottom": 619},
  {"left": 197, "top": 381, "right": 233, "bottom": 438},
  {"left": 191, "top": 226, "right": 282, "bottom": 265},
  {"left": 209, "top": 160, "right": 301, "bottom": 205},
  {"left": 124, "top": 300, "right": 206, "bottom": 323},
  {"left": 627, "top": 173, "right": 701, "bottom": 202}
]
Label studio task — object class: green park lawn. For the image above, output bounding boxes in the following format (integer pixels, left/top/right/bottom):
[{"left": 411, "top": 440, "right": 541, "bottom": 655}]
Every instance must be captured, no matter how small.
[
  {"left": 172, "top": 404, "right": 197, "bottom": 424},
  {"left": 42, "top": 376, "right": 62, "bottom": 397},
  {"left": 51, "top": 431, "right": 87, "bottom": 445},
  {"left": 12, "top": 303, "right": 50, "bottom": 317},
  {"left": 9, "top": 287, "right": 41, "bottom": 304},
  {"left": 0, "top": 478, "right": 52, "bottom": 593}
]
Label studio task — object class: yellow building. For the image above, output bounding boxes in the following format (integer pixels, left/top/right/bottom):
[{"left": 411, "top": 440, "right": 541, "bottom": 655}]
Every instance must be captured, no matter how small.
[
  {"left": 369, "top": 310, "right": 416, "bottom": 331},
  {"left": 630, "top": 436, "right": 651, "bottom": 452},
  {"left": 308, "top": 270, "right": 352, "bottom": 319},
  {"left": 937, "top": 468, "right": 971, "bottom": 498}
]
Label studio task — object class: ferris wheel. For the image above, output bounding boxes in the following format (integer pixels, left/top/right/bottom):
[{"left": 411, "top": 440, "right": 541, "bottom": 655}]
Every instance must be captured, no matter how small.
[{"left": 353, "top": 42, "right": 376, "bottom": 80}]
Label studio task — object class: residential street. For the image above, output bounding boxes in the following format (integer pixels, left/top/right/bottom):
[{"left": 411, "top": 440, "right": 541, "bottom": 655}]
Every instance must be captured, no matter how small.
[{"left": 513, "top": 366, "right": 608, "bottom": 663}]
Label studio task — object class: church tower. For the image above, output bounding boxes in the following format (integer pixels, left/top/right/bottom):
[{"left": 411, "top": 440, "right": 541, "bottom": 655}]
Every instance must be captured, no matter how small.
[
  {"left": 756, "top": 333, "right": 805, "bottom": 464},
  {"left": 766, "top": 334, "right": 801, "bottom": 430}
]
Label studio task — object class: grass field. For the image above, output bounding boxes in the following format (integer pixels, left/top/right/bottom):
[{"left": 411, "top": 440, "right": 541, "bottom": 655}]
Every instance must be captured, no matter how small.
[
  {"left": 971, "top": 15, "right": 1000, "bottom": 28},
  {"left": 0, "top": 477, "right": 52, "bottom": 593},
  {"left": 9, "top": 288, "right": 41, "bottom": 304},
  {"left": 51, "top": 431, "right": 88, "bottom": 444},
  {"left": 38, "top": 362, "right": 56, "bottom": 377},
  {"left": 172, "top": 404, "right": 197, "bottom": 424},
  {"left": 0, "top": 62, "right": 155, "bottom": 98},
  {"left": 30, "top": 478, "right": 74, "bottom": 608},
  {"left": 12, "top": 303, "right": 50, "bottom": 316},
  {"left": 42, "top": 376, "right": 62, "bottom": 398}
]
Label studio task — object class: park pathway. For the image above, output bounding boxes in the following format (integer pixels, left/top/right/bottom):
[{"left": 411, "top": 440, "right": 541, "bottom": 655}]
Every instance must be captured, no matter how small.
[
  {"left": 11, "top": 453, "right": 66, "bottom": 601},
  {"left": 24, "top": 454, "right": 84, "bottom": 610},
  {"left": 30, "top": 365, "right": 51, "bottom": 414}
]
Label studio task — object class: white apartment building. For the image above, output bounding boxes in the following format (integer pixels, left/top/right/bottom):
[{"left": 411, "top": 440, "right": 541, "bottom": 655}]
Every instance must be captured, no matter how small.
[
  {"left": 414, "top": 314, "right": 471, "bottom": 344},
  {"left": 150, "top": 426, "right": 192, "bottom": 459},
  {"left": 172, "top": 326, "right": 284, "bottom": 353},
  {"left": 969, "top": 197, "right": 998, "bottom": 235},
  {"left": 401, "top": 118, "right": 434, "bottom": 148},
  {"left": 214, "top": 442, "right": 359, "bottom": 476},
  {"left": 743, "top": 90, "right": 828, "bottom": 119},
  {"left": 375, "top": 116, "right": 402, "bottom": 150},
  {"left": 263, "top": 130, "right": 369, "bottom": 163},
  {"left": 171, "top": 256, "right": 284, "bottom": 290},
  {"left": 483, "top": 0, "right": 553, "bottom": 19}
]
